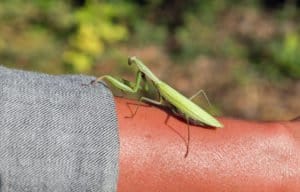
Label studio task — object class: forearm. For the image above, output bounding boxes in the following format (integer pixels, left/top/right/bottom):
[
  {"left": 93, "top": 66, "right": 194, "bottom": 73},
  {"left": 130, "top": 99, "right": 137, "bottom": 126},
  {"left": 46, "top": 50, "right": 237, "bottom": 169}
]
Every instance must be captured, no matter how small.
[{"left": 116, "top": 97, "right": 300, "bottom": 192}]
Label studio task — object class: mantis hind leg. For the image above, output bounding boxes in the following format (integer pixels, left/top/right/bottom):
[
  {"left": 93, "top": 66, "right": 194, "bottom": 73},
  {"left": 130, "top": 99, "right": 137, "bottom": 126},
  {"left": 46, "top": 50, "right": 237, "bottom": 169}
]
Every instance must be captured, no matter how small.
[{"left": 189, "top": 89, "right": 211, "bottom": 107}]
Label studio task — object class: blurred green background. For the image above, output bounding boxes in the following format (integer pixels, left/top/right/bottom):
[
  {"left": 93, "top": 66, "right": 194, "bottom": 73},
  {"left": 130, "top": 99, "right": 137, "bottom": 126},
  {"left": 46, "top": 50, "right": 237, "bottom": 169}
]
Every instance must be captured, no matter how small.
[{"left": 1, "top": 0, "right": 299, "bottom": 121}]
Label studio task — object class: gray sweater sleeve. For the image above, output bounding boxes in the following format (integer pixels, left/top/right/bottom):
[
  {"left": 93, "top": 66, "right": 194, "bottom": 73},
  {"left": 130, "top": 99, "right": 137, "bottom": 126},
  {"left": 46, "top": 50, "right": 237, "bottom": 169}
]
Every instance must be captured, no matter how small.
[{"left": 0, "top": 66, "right": 119, "bottom": 192}]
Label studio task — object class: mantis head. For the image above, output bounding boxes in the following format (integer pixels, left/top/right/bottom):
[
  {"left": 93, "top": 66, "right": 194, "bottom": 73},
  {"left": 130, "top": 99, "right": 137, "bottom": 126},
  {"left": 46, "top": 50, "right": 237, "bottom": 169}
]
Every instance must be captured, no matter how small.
[{"left": 128, "top": 56, "right": 160, "bottom": 83}]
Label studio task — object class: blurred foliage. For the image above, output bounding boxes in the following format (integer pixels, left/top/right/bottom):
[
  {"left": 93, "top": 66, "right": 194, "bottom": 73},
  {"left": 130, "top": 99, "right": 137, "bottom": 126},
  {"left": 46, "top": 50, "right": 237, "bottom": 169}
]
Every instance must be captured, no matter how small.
[
  {"left": 0, "top": 0, "right": 72, "bottom": 73},
  {"left": 0, "top": 0, "right": 300, "bottom": 120},
  {"left": 270, "top": 32, "right": 300, "bottom": 78},
  {"left": 64, "top": 1, "right": 132, "bottom": 72},
  {"left": 1, "top": 0, "right": 300, "bottom": 77},
  {"left": 0, "top": 0, "right": 134, "bottom": 73}
]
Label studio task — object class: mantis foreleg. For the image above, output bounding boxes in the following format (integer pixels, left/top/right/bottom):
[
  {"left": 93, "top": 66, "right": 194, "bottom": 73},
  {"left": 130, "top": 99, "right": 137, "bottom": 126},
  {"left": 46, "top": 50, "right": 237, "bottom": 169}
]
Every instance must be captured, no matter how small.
[{"left": 94, "top": 71, "right": 144, "bottom": 94}]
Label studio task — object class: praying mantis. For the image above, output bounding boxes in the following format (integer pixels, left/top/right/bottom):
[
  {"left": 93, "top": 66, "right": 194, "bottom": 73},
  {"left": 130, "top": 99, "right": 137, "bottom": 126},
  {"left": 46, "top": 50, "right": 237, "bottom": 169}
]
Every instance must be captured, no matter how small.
[{"left": 93, "top": 56, "right": 223, "bottom": 156}]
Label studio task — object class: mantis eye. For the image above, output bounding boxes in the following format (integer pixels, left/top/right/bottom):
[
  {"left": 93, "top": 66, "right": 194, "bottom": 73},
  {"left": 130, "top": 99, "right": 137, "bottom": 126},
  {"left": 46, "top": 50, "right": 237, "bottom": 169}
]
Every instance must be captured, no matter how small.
[
  {"left": 141, "top": 73, "right": 146, "bottom": 79},
  {"left": 128, "top": 57, "right": 133, "bottom": 65}
]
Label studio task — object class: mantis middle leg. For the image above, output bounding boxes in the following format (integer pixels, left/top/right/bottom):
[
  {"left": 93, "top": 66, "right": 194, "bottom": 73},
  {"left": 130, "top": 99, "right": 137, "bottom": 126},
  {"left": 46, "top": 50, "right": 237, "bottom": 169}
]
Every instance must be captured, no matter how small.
[
  {"left": 184, "top": 115, "right": 190, "bottom": 158},
  {"left": 125, "top": 96, "right": 165, "bottom": 118},
  {"left": 164, "top": 110, "right": 191, "bottom": 158}
]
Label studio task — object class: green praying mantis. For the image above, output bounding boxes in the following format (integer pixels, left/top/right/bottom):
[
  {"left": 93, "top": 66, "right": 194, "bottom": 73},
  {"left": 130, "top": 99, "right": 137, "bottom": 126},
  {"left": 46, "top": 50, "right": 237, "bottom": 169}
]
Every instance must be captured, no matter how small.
[{"left": 92, "top": 56, "right": 223, "bottom": 156}]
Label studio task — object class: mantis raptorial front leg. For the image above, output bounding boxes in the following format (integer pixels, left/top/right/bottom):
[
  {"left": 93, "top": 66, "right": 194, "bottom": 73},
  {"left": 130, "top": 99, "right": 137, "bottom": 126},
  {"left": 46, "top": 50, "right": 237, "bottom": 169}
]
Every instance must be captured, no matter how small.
[
  {"left": 94, "top": 71, "right": 154, "bottom": 118},
  {"left": 94, "top": 71, "right": 144, "bottom": 93}
]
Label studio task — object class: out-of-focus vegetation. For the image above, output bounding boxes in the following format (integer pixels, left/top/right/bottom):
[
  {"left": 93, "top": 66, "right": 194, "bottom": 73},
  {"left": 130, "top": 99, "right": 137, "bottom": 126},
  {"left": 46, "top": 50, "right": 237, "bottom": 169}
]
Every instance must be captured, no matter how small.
[{"left": 0, "top": 0, "right": 300, "bottom": 120}]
